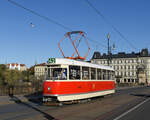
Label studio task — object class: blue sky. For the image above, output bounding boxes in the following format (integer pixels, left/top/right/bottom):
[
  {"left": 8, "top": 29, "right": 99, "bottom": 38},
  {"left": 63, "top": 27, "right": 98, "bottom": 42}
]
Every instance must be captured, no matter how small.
[{"left": 0, "top": 0, "right": 150, "bottom": 67}]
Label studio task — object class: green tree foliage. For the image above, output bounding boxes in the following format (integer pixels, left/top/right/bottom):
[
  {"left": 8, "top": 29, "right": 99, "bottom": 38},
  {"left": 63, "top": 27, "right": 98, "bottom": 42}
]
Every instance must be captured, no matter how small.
[
  {"left": 0, "top": 64, "right": 7, "bottom": 85},
  {"left": 0, "top": 64, "right": 32, "bottom": 86},
  {"left": 4, "top": 69, "right": 21, "bottom": 86},
  {"left": 0, "top": 64, "right": 43, "bottom": 90}
]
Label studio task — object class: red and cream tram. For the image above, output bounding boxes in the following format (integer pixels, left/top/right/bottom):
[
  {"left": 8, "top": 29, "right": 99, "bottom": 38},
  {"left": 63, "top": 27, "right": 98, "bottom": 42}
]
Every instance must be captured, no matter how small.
[{"left": 43, "top": 58, "right": 115, "bottom": 102}]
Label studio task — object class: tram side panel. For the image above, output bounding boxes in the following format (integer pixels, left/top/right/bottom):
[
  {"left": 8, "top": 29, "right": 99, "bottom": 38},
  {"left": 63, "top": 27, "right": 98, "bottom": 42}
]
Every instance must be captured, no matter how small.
[{"left": 43, "top": 80, "right": 115, "bottom": 102}]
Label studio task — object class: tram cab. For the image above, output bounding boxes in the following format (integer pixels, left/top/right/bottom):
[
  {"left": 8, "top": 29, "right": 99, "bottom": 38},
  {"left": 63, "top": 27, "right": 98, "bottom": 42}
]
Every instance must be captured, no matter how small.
[{"left": 43, "top": 58, "right": 115, "bottom": 102}]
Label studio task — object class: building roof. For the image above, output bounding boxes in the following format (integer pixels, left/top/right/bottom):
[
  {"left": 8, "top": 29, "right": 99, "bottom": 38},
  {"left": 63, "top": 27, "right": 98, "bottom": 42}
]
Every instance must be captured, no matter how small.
[
  {"left": 92, "top": 48, "right": 150, "bottom": 59},
  {"left": 7, "top": 63, "right": 26, "bottom": 67}
]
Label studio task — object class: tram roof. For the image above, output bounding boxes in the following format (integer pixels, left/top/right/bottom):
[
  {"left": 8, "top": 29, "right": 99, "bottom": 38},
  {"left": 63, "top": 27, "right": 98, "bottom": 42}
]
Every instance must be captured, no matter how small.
[{"left": 47, "top": 58, "right": 114, "bottom": 71}]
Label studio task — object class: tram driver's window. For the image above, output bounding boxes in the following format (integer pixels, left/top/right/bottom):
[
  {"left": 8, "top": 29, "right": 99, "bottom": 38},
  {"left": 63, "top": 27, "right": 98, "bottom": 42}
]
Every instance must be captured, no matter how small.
[
  {"left": 82, "top": 67, "right": 89, "bottom": 80},
  {"left": 52, "top": 68, "right": 67, "bottom": 80},
  {"left": 69, "top": 66, "right": 80, "bottom": 80}
]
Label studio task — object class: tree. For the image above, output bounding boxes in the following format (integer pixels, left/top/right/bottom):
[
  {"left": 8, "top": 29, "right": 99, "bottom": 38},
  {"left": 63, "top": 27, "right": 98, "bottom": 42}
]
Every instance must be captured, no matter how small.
[
  {"left": 4, "top": 69, "right": 21, "bottom": 86},
  {"left": 0, "top": 64, "right": 7, "bottom": 85}
]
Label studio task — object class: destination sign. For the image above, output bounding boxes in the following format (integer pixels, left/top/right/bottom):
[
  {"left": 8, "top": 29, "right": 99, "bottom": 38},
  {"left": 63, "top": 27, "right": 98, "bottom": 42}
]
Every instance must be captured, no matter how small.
[{"left": 47, "top": 58, "right": 56, "bottom": 64}]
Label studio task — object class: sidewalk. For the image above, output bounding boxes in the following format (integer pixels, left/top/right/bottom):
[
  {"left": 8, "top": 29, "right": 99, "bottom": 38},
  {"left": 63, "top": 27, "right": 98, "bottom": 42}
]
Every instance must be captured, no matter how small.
[
  {"left": 115, "top": 85, "right": 146, "bottom": 90},
  {"left": 0, "top": 94, "right": 42, "bottom": 106},
  {"left": 0, "top": 86, "right": 146, "bottom": 106}
]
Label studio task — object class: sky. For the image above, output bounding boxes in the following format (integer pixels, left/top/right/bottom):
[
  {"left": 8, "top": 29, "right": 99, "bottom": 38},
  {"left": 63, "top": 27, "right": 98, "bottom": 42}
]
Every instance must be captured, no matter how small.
[{"left": 0, "top": 0, "right": 150, "bottom": 67}]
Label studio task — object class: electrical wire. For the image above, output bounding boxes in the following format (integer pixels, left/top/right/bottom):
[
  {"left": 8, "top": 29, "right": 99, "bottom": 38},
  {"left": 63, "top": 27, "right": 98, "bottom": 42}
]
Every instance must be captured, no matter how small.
[
  {"left": 85, "top": 0, "right": 138, "bottom": 51},
  {"left": 8, "top": 0, "right": 72, "bottom": 31},
  {"left": 8, "top": 0, "right": 106, "bottom": 49}
]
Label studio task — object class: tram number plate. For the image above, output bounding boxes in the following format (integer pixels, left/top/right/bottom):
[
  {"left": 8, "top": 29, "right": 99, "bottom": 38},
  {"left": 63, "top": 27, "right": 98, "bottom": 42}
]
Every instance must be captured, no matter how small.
[{"left": 48, "top": 58, "right": 56, "bottom": 64}]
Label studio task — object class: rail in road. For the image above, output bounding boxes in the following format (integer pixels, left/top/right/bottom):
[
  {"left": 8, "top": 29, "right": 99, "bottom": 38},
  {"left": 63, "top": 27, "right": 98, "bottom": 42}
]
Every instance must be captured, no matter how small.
[{"left": 0, "top": 86, "right": 150, "bottom": 120}]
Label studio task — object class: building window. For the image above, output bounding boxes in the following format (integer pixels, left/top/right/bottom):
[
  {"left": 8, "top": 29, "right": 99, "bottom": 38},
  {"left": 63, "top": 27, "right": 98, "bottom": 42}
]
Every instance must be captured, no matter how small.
[
  {"left": 115, "top": 72, "right": 117, "bottom": 76},
  {"left": 130, "top": 72, "right": 132, "bottom": 76},
  {"left": 134, "top": 60, "right": 136, "bottom": 63},
  {"left": 126, "top": 72, "right": 128, "bottom": 76},
  {"left": 120, "top": 66, "right": 122, "bottom": 69},
  {"left": 138, "top": 59, "right": 141, "bottom": 63},
  {"left": 119, "top": 72, "right": 121, "bottom": 76},
  {"left": 128, "top": 66, "right": 130, "bottom": 69},
  {"left": 130, "top": 60, "right": 132, "bottom": 63}
]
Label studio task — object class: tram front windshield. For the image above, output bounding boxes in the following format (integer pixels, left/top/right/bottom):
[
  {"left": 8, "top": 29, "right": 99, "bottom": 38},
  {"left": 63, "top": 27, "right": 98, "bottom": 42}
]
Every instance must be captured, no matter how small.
[{"left": 47, "top": 67, "right": 67, "bottom": 80}]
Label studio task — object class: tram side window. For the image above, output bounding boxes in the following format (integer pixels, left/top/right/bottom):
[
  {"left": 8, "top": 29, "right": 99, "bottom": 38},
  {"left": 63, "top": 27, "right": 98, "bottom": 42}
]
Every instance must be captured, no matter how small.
[
  {"left": 91, "top": 68, "right": 96, "bottom": 80},
  {"left": 112, "top": 71, "right": 115, "bottom": 80},
  {"left": 109, "top": 71, "right": 114, "bottom": 80},
  {"left": 82, "top": 67, "right": 89, "bottom": 80},
  {"left": 106, "top": 70, "right": 108, "bottom": 80},
  {"left": 97, "top": 69, "right": 101, "bottom": 80},
  {"left": 69, "top": 66, "right": 80, "bottom": 80},
  {"left": 107, "top": 71, "right": 111, "bottom": 80},
  {"left": 103, "top": 70, "right": 106, "bottom": 80}
]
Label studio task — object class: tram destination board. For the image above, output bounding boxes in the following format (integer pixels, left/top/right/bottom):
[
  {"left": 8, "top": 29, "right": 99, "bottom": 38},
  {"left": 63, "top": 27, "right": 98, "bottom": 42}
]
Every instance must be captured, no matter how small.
[{"left": 47, "top": 58, "right": 56, "bottom": 64}]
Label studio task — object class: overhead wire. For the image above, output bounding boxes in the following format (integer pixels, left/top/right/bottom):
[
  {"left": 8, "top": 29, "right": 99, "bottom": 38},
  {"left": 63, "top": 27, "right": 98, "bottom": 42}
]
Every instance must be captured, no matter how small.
[
  {"left": 85, "top": 0, "right": 138, "bottom": 51},
  {"left": 8, "top": 0, "right": 72, "bottom": 31},
  {"left": 8, "top": 0, "right": 106, "bottom": 49}
]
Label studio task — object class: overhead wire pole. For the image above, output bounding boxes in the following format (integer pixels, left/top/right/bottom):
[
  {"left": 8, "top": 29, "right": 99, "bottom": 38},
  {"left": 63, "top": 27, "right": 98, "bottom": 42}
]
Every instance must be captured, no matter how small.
[
  {"left": 85, "top": 0, "right": 138, "bottom": 51},
  {"left": 107, "top": 33, "right": 110, "bottom": 66},
  {"left": 8, "top": 0, "right": 107, "bottom": 53}
]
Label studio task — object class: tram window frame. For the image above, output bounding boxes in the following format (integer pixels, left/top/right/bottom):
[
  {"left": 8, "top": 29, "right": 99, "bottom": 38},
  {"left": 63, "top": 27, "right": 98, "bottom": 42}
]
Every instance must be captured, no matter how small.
[
  {"left": 69, "top": 65, "right": 80, "bottom": 80},
  {"left": 91, "top": 68, "right": 96, "bottom": 80},
  {"left": 97, "top": 69, "right": 102, "bottom": 80},
  {"left": 47, "top": 67, "right": 67, "bottom": 80},
  {"left": 107, "top": 70, "right": 110, "bottom": 80},
  {"left": 112, "top": 71, "right": 115, "bottom": 80},
  {"left": 103, "top": 70, "right": 107, "bottom": 80},
  {"left": 82, "top": 67, "right": 89, "bottom": 80},
  {"left": 106, "top": 70, "right": 108, "bottom": 80}
]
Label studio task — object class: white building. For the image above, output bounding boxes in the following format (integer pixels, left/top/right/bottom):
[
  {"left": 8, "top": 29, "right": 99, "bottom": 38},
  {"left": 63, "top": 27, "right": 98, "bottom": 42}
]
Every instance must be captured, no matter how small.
[
  {"left": 91, "top": 48, "right": 150, "bottom": 84},
  {"left": 7, "top": 63, "right": 27, "bottom": 71},
  {"left": 34, "top": 63, "right": 47, "bottom": 77}
]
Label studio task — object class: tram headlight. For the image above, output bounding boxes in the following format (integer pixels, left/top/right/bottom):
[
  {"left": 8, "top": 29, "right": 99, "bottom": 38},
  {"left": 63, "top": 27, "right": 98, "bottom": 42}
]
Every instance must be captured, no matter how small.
[{"left": 47, "top": 87, "right": 51, "bottom": 91}]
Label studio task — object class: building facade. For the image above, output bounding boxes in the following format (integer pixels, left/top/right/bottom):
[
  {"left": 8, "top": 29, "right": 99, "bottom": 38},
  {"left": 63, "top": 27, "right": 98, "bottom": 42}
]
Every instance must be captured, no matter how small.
[
  {"left": 91, "top": 49, "right": 150, "bottom": 84},
  {"left": 34, "top": 63, "right": 47, "bottom": 77},
  {"left": 7, "top": 63, "right": 27, "bottom": 71}
]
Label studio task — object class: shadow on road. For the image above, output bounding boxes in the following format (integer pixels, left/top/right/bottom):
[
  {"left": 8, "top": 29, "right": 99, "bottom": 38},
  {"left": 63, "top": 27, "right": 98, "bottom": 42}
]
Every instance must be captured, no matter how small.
[
  {"left": 130, "top": 93, "right": 150, "bottom": 98},
  {"left": 9, "top": 95, "right": 57, "bottom": 120},
  {"left": 24, "top": 92, "right": 43, "bottom": 105}
]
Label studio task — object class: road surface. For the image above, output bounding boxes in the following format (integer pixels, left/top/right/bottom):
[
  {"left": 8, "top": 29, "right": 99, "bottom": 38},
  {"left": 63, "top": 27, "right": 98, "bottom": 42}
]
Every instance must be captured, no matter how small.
[{"left": 0, "top": 86, "right": 150, "bottom": 120}]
